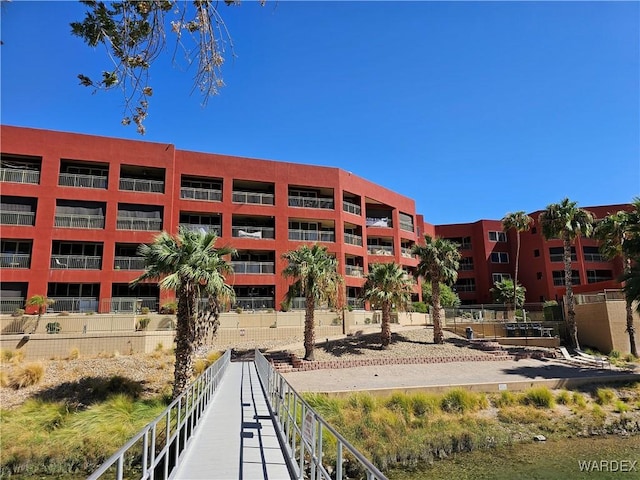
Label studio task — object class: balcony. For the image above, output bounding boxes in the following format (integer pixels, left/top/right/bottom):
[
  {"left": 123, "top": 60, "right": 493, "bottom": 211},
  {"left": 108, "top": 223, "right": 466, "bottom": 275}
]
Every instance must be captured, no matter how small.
[
  {"left": 179, "top": 223, "right": 221, "bottom": 236},
  {"left": 288, "top": 229, "right": 335, "bottom": 242},
  {"left": 550, "top": 254, "right": 577, "bottom": 263},
  {"left": 344, "top": 233, "right": 363, "bottom": 246},
  {"left": 55, "top": 214, "right": 105, "bottom": 229},
  {"left": 231, "top": 261, "right": 275, "bottom": 274},
  {"left": 51, "top": 254, "right": 101, "bottom": 270},
  {"left": 107, "top": 297, "right": 158, "bottom": 313},
  {"left": 117, "top": 216, "right": 162, "bottom": 231},
  {"left": 119, "top": 177, "right": 164, "bottom": 193},
  {"left": 288, "top": 196, "right": 334, "bottom": 209},
  {"left": 234, "top": 297, "right": 275, "bottom": 310},
  {"left": 114, "top": 256, "right": 145, "bottom": 270},
  {"left": 401, "top": 247, "right": 414, "bottom": 258},
  {"left": 180, "top": 186, "right": 222, "bottom": 202},
  {"left": 232, "top": 226, "right": 275, "bottom": 239},
  {"left": 345, "top": 265, "right": 364, "bottom": 277},
  {"left": 0, "top": 168, "right": 40, "bottom": 184},
  {"left": 399, "top": 220, "right": 414, "bottom": 232},
  {"left": 48, "top": 297, "right": 99, "bottom": 313},
  {"left": 1, "top": 211, "right": 35, "bottom": 226},
  {"left": 343, "top": 200, "right": 361, "bottom": 216},
  {"left": 59, "top": 172, "right": 107, "bottom": 189},
  {"left": 0, "top": 253, "right": 30, "bottom": 268},
  {"left": 584, "top": 252, "right": 606, "bottom": 262},
  {"left": 367, "top": 245, "right": 394, "bottom": 256},
  {"left": 366, "top": 217, "right": 392, "bottom": 228},
  {"left": 232, "top": 190, "right": 275, "bottom": 205},
  {"left": 347, "top": 297, "right": 365, "bottom": 309}
]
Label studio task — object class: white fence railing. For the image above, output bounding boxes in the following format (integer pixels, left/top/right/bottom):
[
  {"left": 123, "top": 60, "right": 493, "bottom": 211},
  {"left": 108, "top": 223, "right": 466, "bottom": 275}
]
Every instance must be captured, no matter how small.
[
  {"left": 50, "top": 254, "right": 101, "bottom": 269},
  {"left": 367, "top": 245, "right": 394, "bottom": 256},
  {"left": 114, "top": 256, "right": 146, "bottom": 270},
  {"left": 232, "top": 191, "right": 275, "bottom": 205},
  {"left": 0, "top": 253, "right": 30, "bottom": 268},
  {"left": 230, "top": 261, "right": 275, "bottom": 274},
  {"left": 342, "top": 200, "right": 361, "bottom": 216},
  {"left": 59, "top": 172, "right": 107, "bottom": 189},
  {"left": 231, "top": 226, "right": 275, "bottom": 239},
  {"left": 288, "top": 230, "right": 335, "bottom": 242},
  {"left": 54, "top": 214, "right": 105, "bottom": 229},
  {"left": 288, "top": 196, "right": 334, "bottom": 209},
  {"left": 116, "top": 217, "right": 162, "bottom": 231},
  {"left": 344, "top": 232, "right": 363, "bottom": 246},
  {"left": 178, "top": 223, "right": 221, "bottom": 235},
  {"left": 0, "top": 168, "right": 40, "bottom": 184},
  {"left": 1, "top": 211, "right": 36, "bottom": 225},
  {"left": 180, "top": 186, "right": 222, "bottom": 202},
  {"left": 119, "top": 177, "right": 164, "bottom": 193}
]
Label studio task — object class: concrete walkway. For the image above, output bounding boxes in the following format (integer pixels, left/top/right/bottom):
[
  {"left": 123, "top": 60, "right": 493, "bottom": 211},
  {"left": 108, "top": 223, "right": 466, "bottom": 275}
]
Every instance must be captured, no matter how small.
[
  {"left": 172, "top": 362, "right": 292, "bottom": 479},
  {"left": 283, "top": 357, "right": 640, "bottom": 394}
]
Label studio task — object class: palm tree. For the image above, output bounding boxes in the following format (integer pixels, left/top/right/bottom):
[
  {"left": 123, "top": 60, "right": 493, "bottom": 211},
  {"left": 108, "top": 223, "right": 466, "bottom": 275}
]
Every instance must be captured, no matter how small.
[
  {"left": 282, "top": 244, "right": 343, "bottom": 361},
  {"left": 362, "top": 262, "right": 414, "bottom": 348},
  {"left": 132, "top": 229, "right": 235, "bottom": 399},
  {"left": 490, "top": 279, "right": 526, "bottom": 312},
  {"left": 539, "top": 198, "right": 594, "bottom": 349},
  {"left": 412, "top": 236, "right": 461, "bottom": 344},
  {"left": 502, "top": 211, "right": 533, "bottom": 310},
  {"left": 25, "top": 294, "right": 54, "bottom": 333},
  {"left": 596, "top": 200, "right": 639, "bottom": 356}
]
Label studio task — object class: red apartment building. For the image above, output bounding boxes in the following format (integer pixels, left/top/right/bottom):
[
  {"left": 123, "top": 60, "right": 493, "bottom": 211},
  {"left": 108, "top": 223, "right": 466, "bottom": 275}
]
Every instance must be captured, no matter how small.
[
  {"left": 0, "top": 126, "right": 423, "bottom": 313},
  {"left": 0, "top": 125, "right": 627, "bottom": 313}
]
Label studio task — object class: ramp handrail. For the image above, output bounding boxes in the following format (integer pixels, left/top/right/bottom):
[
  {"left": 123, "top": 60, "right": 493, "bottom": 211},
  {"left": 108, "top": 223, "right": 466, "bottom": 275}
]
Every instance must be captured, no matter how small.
[
  {"left": 88, "top": 349, "right": 231, "bottom": 480},
  {"left": 254, "top": 349, "right": 388, "bottom": 480}
]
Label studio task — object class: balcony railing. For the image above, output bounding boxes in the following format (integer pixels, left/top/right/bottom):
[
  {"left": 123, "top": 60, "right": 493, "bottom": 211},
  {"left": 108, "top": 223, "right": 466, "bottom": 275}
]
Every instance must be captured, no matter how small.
[
  {"left": 49, "top": 297, "right": 99, "bottom": 313},
  {"left": 367, "top": 245, "right": 394, "bottom": 256},
  {"left": 0, "top": 253, "right": 30, "bottom": 268},
  {"left": 59, "top": 172, "right": 107, "bottom": 189},
  {"left": 116, "top": 217, "right": 162, "bottom": 231},
  {"left": 288, "top": 196, "right": 334, "bottom": 209},
  {"left": 345, "top": 265, "right": 364, "bottom": 277},
  {"left": 401, "top": 247, "right": 414, "bottom": 258},
  {"left": 119, "top": 177, "right": 164, "bottom": 193},
  {"left": 51, "top": 254, "right": 101, "bottom": 270},
  {"left": 366, "top": 217, "right": 391, "bottom": 228},
  {"left": 180, "top": 186, "right": 222, "bottom": 202},
  {"left": 114, "top": 256, "right": 146, "bottom": 270},
  {"left": 1, "top": 211, "right": 35, "bottom": 226},
  {"left": 584, "top": 253, "right": 606, "bottom": 262},
  {"left": 107, "top": 297, "right": 158, "bottom": 313},
  {"left": 343, "top": 200, "right": 361, "bottom": 216},
  {"left": 459, "top": 262, "right": 474, "bottom": 271},
  {"left": 231, "top": 226, "right": 275, "bottom": 239},
  {"left": 0, "top": 297, "right": 25, "bottom": 314},
  {"left": 232, "top": 191, "right": 275, "bottom": 205},
  {"left": 234, "top": 296, "right": 275, "bottom": 310},
  {"left": 344, "top": 233, "right": 363, "bottom": 246},
  {"left": 455, "top": 284, "right": 476, "bottom": 292},
  {"left": 179, "top": 223, "right": 221, "bottom": 236},
  {"left": 550, "top": 254, "right": 577, "bottom": 262},
  {"left": 347, "top": 297, "right": 365, "bottom": 308},
  {"left": 231, "top": 261, "right": 275, "bottom": 274},
  {"left": 55, "top": 214, "right": 105, "bottom": 229},
  {"left": 0, "top": 168, "right": 40, "bottom": 184},
  {"left": 399, "top": 221, "right": 414, "bottom": 232},
  {"left": 288, "top": 229, "right": 335, "bottom": 242}
]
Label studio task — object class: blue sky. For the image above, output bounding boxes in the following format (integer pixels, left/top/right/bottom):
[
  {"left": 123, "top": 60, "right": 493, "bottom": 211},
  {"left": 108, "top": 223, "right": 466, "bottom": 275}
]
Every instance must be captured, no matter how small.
[{"left": 2, "top": 1, "right": 638, "bottom": 225}]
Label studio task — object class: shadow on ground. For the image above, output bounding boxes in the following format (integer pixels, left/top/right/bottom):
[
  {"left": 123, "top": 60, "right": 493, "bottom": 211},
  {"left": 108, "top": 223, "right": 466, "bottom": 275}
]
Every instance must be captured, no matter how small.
[{"left": 33, "top": 376, "right": 147, "bottom": 408}]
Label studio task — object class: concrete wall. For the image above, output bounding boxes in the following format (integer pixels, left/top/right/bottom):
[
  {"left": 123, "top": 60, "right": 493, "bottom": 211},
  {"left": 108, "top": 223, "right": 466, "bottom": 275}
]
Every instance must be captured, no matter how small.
[{"left": 575, "top": 300, "right": 638, "bottom": 355}]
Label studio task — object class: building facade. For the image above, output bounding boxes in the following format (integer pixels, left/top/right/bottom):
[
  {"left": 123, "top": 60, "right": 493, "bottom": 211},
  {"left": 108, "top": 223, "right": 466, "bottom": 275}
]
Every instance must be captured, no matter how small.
[{"left": 0, "top": 126, "right": 423, "bottom": 313}]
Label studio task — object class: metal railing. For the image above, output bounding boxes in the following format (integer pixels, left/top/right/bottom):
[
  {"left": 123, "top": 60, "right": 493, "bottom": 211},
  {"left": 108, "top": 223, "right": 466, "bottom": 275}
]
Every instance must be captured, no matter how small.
[
  {"left": 51, "top": 254, "right": 101, "bottom": 270},
  {"left": 231, "top": 226, "right": 275, "bottom": 239},
  {"left": 117, "top": 217, "right": 162, "bottom": 231},
  {"left": 347, "top": 297, "right": 365, "bottom": 309},
  {"left": 180, "top": 186, "right": 222, "bottom": 202},
  {"left": 119, "top": 177, "right": 164, "bottom": 193},
  {"left": 583, "top": 253, "right": 607, "bottom": 262},
  {"left": 288, "top": 230, "right": 335, "bottom": 242},
  {"left": 0, "top": 253, "right": 30, "bottom": 268},
  {"left": 400, "top": 247, "right": 413, "bottom": 258},
  {"left": 178, "top": 223, "right": 221, "bottom": 236},
  {"left": 366, "top": 217, "right": 391, "bottom": 228},
  {"left": 107, "top": 297, "right": 159, "bottom": 313},
  {"left": 367, "top": 245, "right": 394, "bottom": 256},
  {"left": 254, "top": 349, "right": 388, "bottom": 480},
  {"left": 234, "top": 296, "right": 275, "bottom": 310},
  {"left": 288, "top": 196, "right": 334, "bottom": 209},
  {"left": 114, "top": 256, "right": 146, "bottom": 270},
  {"left": 345, "top": 265, "right": 364, "bottom": 277},
  {"left": 0, "top": 297, "right": 25, "bottom": 314},
  {"left": 230, "top": 261, "right": 275, "bottom": 274},
  {"left": 88, "top": 350, "right": 231, "bottom": 480},
  {"left": 58, "top": 172, "right": 108, "bottom": 189},
  {"left": 344, "top": 232, "right": 363, "bottom": 246},
  {"left": 232, "top": 190, "right": 275, "bottom": 205},
  {"left": 48, "top": 297, "right": 99, "bottom": 313},
  {"left": 54, "top": 214, "right": 105, "bottom": 229},
  {"left": 1, "top": 210, "right": 36, "bottom": 225},
  {"left": 0, "top": 167, "right": 40, "bottom": 184},
  {"left": 399, "top": 221, "right": 414, "bottom": 232},
  {"left": 342, "top": 200, "right": 361, "bottom": 216}
]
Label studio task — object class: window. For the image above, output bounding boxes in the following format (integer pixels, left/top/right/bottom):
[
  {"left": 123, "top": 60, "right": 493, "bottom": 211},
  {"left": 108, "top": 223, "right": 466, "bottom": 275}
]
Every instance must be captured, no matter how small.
[
  {"left": 534, "top": 249, "right": 540, "bottom": 257},
  {"left": 446, "top": 236, "right": 472, "bottom": 250},
  {"left": 587, "top": 270, "right": 613, "bottom": 284},
  {"left": 549, "top": 246, "right": 576, "bottom": 262},
  {"left": 492, "top": 273, "right": 511, "bottom": 283},
  {"left": 488, "top": 231, "right": 507, "bottom": 242},
  {"left": 490, "top": 252, "right": 509, "bottom": 263},
  {"left": 531, "top": 227, "right": 537, "bottom": 234},
  {"left": 536, "top": 272, "right": 543, "bottom": 280},
  {"left": 552, "top": 270, "right": 580, "bottom": 286},
  {"left": 454, "top": 278, "right": 476, "bottom": 292},
  {"left": 459, "top": 257, "right": 474, "bottom": 271},
  {"left": 583, "top": 246, "right": 606, "bottom": 262}
]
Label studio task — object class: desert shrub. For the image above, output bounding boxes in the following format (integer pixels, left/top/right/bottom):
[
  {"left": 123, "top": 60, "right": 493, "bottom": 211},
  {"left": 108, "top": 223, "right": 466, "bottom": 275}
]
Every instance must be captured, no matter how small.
[
  {"left": 12, "top": 308, "right": 25, "bottom": 317},
  {"left": 140, "top": 307, "right": 150, "bottom": 315},
  {"left": 623, "top": 353, "right": 637, "bottom": 363},
  {"left": 494, "top": 390, "right": 518, "bottom": 408},
  {"left": 595, "top": 388, "right": 616, "bottom": 405},
  {"left": 206, "top": 351, "right": 222, "bottom": 364},
  {"left": 521, "top": 387, "right": 554, "bottom": 408},
  {"left": 614, "top": 400, "right": 629, "bottom": 413},
  {"left": 348, "top": 392, "right": 375, "bottom": 413},
  {"left": 609, "top": 350, "right": 621, "bottom": 359},
  {"left": 8, "top": 362, "right": 45, "bottom": 389},
  {"left": 332, "top": 317, "right": 341, "bottom": 326},
  {"left": 411, "top": 392, "right": 440, "bottom": 416},
  {"left": 155, "top": 342, "right": 164, "bottom": 351},
  {"left": 0, "top": 371, "right": 7, "bottom": 387},
  {"left": 412, "top": 302, "right": 428, "bottom": 314},
  {"left": 591, "top": 404, "right": 607, "bottom": 424},
  {"left": 386, "top": 392, "right": 413, "bottom": 418},
  {"left": 160, "top": 302, "right": 177, "bottom": 314},
  {"left": 441, "top": 388, "right": 481, "bottom": 413},
  {"left": 572, "top": 391, "right": 587, "bottom": 408},
  {"left": 555, "top": 390, "right": 571, "bottom": 405},
  {"left": 135, "top": 317, "right": 151, "bottom": 331},
  {"left": 193, "top": 359, "right": 208, "bottom": 376},
  {"left": 68, "top": 347, "right": 80, "bottom": 360}
]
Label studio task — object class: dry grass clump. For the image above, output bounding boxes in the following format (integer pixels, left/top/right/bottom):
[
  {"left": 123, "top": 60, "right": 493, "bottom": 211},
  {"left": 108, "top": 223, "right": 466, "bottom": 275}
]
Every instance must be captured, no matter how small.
[
  {"left": 1, "top": 350, "right": 25, "bottom": 364},
  {"left": 8, "top": 362, "right": 45, "bottom": 389}
]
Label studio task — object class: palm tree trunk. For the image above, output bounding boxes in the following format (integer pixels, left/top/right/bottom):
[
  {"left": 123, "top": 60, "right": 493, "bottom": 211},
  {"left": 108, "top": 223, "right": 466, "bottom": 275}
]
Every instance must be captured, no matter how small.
[
  {"left": 514, "top": 231, "right": 521, "bottom": 311},
  {"left": 304, "top": 294, "right": 316, "bottom": 361},
  {"left": 564, "top": 237, "right": 579, "bottom": 349},
  {"left": 381, "top": 301, "right": 391, "bottom": 348},
  {"left": 173, "top": 283, "right": 197, "bottom": 399},
  {"left": 623, "top": 256, "right": 638, "bottom": 357},
  {"left": 432, "top": 279, "right": 444, "bottom": 344}
]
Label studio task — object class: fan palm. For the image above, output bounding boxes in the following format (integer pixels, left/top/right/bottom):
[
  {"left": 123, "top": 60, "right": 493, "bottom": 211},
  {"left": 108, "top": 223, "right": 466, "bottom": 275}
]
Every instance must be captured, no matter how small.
[
  {"left": 502, "top": 211, "right": 533, "bottom": 309},
  {"left": 413, "top": 236, "right": 461, "bottom": 344},
  {"left": 597, "top": 199, "right": 639, "bottom": 356},
  {"left": 25, "top": 295, "right": 55, "bottom": 334},
  {"left": 362, "top": 262, "right": 414, "bottom": 348},
  {"left": 539, "top": 198, "right": 594, "bottom": 349},
  {"left": 491, "top": 279, "right": 526, "bottom": 311},
  {"left": 282, "top": 244, "right": 343, "bottom": 361},
  {"left": 132, "top": 228, "right": 235, "bottom": 399}
]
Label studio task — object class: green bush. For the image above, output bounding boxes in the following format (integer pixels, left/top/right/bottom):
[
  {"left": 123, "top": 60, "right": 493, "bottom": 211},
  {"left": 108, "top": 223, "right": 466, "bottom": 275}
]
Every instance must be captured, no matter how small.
[
  {"left": 411, "top": 302, "right": 428, "bottom": 314},
  {"left": 160, "top": 302, "right": 177, "bottom": 314},
  {"left": 140, "top": 307, "right": 150, "bottom": 315},
  {"left": 441, "top": 388, "right": 479, "bottom": 413},
  {"left": 555, "top": 390, "right": 571, "bottom": 405},
  {"left": 521, "top": 387, "right": 554, "bottom": 408},
  {"left": 595, "top": 388, "right": 616, "bottom": 405},
  {"left": 135, "top": 317, "right": 151, "bottom": 331},
  {"left": 46, "top": 322, "right": 61, "bottom": 334}
]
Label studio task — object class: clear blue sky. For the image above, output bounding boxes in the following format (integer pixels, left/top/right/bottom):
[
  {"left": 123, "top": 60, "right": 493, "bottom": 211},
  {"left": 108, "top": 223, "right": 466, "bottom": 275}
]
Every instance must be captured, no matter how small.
[{"left": 2, "top": 1, "right": 638, "bottom": 225}]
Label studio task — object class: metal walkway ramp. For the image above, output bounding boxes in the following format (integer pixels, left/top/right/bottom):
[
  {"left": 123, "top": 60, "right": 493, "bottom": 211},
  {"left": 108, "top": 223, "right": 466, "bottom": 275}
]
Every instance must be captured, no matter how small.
[{"left": 172, "top": 361, "right": 291, "bottom": 479}]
